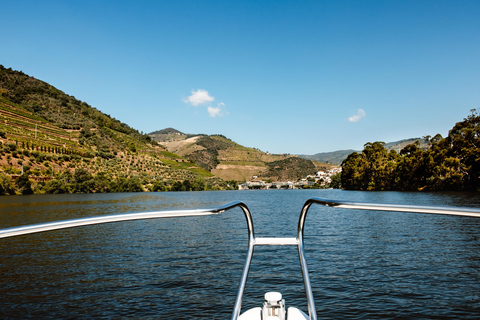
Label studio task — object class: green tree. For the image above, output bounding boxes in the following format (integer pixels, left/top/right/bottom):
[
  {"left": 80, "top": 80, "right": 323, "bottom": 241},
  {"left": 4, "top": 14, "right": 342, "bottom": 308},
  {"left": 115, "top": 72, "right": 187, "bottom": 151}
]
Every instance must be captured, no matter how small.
[
  {"left": 330, "top": 172, "right": 342, "bottom": 189},
  {"left": 152, "top": 180, "right": 166, "bottom": 192},
  {"left": 192, "top": 176, "right": 206, "bottom": 191},
  {"left": 15, "top": 173, "right": 33, "bottom": 195},
  {"left": 0, "top": 173, "right": 15, "bottom": 195},
  {"left": 171, "top": 181, "right": 183, "bottom": 191},
  {"left": 116, "top": 176, "right": 143, "bottom": 192},
  {"left": 70, "top": 168, "right": 94, "bottom": 193},
  {"left": 128, "top": 142, "right": 137, "bottom": 153},
  {"left": 341, "top": 152, "right": 367, "bottom": 190},
  {"left": 422, "top": 135, "right": 463, "bottom": 190},
  {"left": 93, "top": 172, "right": 112, "bottom": 193},
  {"left": 394, "top": 142, "right": 426, "bottom": 190},
  {"left": 226, "top": 180, "right": 238, "bottom": 190},
  {"left": 447, "top": 109, "right": 480, "bottom": 190},
  {"left": 362, "top": 142, "right": 390, "bottom": 190},
  {"left": 182, "top": 179, "right": 192, "bottom": 191},
  {"left": 44, "top": 179, "right": 68, "bottom": 194}
]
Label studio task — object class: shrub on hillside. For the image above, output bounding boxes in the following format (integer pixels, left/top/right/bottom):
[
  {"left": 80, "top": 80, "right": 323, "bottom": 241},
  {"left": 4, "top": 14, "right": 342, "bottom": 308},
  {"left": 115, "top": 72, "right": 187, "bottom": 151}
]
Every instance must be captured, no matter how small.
[
  {"left": 43, "top": 179, "right": 68, "bottom": 194},
  {"left": 4, "top": 143, "right": 17, "bottom": 152},
  {"left": 152, "top": 180, "right": 166, "bottom": 192},
  {"left": 15, "top": 173, "right": 33, "bottom": 195},
  {"left": 115, "top": 176, "right": 143, "bottom": 192},
  {"left": 0, "top": 173, "right": 15, "bottom": 195}
]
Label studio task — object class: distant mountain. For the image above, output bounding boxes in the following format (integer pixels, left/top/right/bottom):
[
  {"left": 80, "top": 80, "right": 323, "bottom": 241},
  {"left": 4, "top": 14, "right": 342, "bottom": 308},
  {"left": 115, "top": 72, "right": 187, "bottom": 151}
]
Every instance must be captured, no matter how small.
[
  {"left": 299, "top": 150, "right": 357, "bottom": 166},
  {"left": 384, "top": 138, "right": 428, "bottom": 152},
  {"left": 149, "top": 127, "right": 184, "bottom": 135},
  {"left": 299, "top": 138, "right": 429, "bottom": 165},
  {"left": 149, "top": 129, "right": 338, "bottom": 181}
]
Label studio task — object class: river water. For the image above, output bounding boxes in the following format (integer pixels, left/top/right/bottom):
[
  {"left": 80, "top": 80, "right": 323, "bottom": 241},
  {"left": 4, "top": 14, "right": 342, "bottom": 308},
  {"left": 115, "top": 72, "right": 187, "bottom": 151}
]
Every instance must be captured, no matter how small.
[{"left": 1, "top": 189, "right": 480, "bottom": 319}]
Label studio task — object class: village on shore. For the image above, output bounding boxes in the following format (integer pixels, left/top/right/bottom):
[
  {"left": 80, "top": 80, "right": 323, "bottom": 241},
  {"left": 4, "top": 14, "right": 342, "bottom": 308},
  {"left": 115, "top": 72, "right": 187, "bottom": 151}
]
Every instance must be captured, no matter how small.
[{"left": 238, "top": 168, "right": 342, "bottom": 190}]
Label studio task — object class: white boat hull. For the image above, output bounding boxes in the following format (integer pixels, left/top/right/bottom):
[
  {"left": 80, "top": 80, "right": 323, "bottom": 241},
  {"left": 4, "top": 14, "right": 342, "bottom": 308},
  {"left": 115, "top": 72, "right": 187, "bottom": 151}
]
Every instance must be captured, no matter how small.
[{"left": 239, "top": 307, "right": 309, "bottom": 320}]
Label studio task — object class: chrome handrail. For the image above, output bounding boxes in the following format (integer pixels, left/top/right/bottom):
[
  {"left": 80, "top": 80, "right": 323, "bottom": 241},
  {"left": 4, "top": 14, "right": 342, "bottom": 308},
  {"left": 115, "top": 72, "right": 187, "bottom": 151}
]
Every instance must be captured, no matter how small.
[
  {"left": 305, "top": 198, "right": 480, "bottom": 217},
  {"left": 0, "top": 201, "right": 256, "bottom": 319},
  {"left": 0, "top": 201, "right": 251, "bottom": 238},
  {"left": 0, "top": 200, "right": 317, "bottom": 319},
  {"left": 296, "top": 197, "right": 480, "bottom": 320},
  {"left": 3, "top": 198, "right": 478, "bottom": 320}
]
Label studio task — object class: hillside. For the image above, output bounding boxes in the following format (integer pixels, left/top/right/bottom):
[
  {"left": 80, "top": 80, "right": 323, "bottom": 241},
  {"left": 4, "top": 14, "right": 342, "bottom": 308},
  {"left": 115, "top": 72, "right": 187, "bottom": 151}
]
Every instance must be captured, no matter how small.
[
  {"left": 0, "top": 66, "right": 223, "bottom": 195},
  {"left": 150, "top": 129, "right": 338, "bottom": 181}
]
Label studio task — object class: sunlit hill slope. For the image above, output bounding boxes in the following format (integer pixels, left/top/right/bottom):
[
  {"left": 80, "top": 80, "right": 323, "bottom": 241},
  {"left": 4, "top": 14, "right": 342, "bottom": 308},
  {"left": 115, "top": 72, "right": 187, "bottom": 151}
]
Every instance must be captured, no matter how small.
[
  {"left": 0, "top": 65, "right": 219, "bottom": 194},
  {"left": 149, "top": 128, "right": 338, "bottom": 182}
]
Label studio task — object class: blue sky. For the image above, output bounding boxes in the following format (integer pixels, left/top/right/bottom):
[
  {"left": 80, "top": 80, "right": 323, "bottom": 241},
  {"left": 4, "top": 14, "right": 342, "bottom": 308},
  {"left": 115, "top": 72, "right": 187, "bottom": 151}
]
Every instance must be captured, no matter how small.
[{"left": 2, "top": 0, "right": 479, "bottom": 154}]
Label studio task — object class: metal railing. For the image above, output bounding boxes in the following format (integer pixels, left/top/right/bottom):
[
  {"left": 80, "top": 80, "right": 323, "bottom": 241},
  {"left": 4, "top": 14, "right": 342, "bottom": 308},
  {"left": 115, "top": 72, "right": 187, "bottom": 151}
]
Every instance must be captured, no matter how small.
[
  {"left": 0, "top": 201, "right": 246, "bottom": 238},
  {"left": 295, "top": 198, "right": 480, "bottom": 320},
  {"left": 0, "top": 201, "right": 259, "bottom": 320},
  {"left": 1, "top": 198, "right": 480, "bottom": 320}
]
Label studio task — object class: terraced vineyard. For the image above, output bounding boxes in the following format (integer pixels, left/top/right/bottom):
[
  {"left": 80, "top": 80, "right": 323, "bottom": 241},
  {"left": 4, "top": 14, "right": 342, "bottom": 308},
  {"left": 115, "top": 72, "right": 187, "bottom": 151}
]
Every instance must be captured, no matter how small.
[
  {"left": 151, "top": 131, "right": 338, "bottom": 182},
  {"left": 0, "top": 66, "right": 222, "bottom": 195},
  {"left": 0, "top": 97, "right": 86, "bottom": 155}
]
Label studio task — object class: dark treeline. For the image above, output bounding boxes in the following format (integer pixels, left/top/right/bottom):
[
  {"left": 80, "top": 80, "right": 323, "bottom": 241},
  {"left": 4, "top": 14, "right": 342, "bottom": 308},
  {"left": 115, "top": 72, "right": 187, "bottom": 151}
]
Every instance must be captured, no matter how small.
[
  {"left": 0, "top": 168, "right": 235, "bottom": 195},
  {"left": 341, "top": 109, "right": 479, "bottom": 191}
]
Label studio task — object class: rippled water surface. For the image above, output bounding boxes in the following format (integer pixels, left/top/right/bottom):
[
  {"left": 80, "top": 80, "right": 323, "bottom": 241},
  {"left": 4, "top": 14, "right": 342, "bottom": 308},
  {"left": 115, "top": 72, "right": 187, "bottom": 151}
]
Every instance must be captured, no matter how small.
[{"left": 1, "top": 190, "right": 480, "bottom": 319}]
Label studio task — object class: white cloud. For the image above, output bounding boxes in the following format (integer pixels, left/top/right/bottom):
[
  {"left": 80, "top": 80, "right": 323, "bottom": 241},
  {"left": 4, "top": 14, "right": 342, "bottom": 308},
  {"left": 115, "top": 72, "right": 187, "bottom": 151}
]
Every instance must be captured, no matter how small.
[
  {"left": 348, "top": 108, "right": 366, "bottom": 122},
  {"left": 183, "top": 89, "right": 214, "bottom": 106},
  {"left": 183, "top": 90, "right": 227, "bottom": 118},
  {"left": 208, "top": 106, "right": 221, "bottom": 117},
  {"left": 208, "top": 102, "right": 225, "bottom": 117}
]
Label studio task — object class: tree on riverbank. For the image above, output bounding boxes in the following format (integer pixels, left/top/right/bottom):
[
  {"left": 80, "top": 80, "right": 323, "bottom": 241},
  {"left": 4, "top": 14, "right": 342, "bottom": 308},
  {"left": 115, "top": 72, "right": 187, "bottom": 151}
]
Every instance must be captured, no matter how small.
[
  {"left": 0, "top": 173, "right": 14, "bottom": 195},
  {"left": 16, "top": 173, "right": 33, "bottom": 195},
  {"left": 341, "top": 109, "right": 479, "bottom": 191}
]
